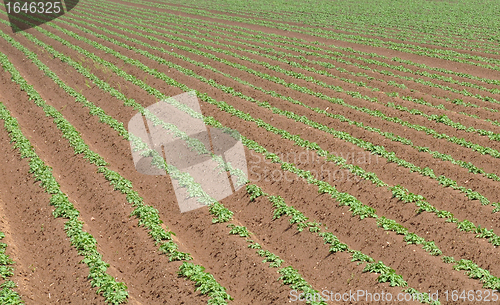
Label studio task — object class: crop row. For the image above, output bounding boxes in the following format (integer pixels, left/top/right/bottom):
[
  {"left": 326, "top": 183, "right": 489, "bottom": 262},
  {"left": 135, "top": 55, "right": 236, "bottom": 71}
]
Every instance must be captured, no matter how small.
[
  {"left": 77, "top": 0, "right": 500, "bottom": 117},
  {"left": 11, "top": 11, "right": 500, "bottom": 293},
  {"left": 73, "top": 5, "right": 500, "bottom": 144},
  {"left": 22, "top": 25, "right": 330, "bottom": 305},
  {"left": 155, "top": 90, "right": 500, "bottom": 296},
  {"left": 246, "top": 184, "right": 443, "bottom": 304},
  {"left": 142, "top": 0, "right": 500, "bottom": 55},
  {"left": 10, "top": 12, "right": 421, "bottom": 301},
  {"left": 156, "top": 20, "right": 500, "bottom": 116},
  {"left": 116, "top": 67, "right": 441, "bottom": 303},
  {"left": 6, "top": 2, "right": 500, "bottom": 302},
  {"left": 280, "top": 23, "right": 500, "bottom": 68},
  {"left": 4, "top": 15, "right": 334, "bottom": 303},
  {"left": 214, "top": 26, "right": 500, "bottom": 107},
  {"left": 250, "top": 182, "right": 500, "bottom": 301},
  {"left": 117, "top": 0, "right": 500, "bottom": 72},
  {"left": 141, "top": 27, "right": 500, "bottom": 142},
  {"left": 8, "top": 13, "right": 450, "bottom": 301},
  {"left": 33, "top": 10, "right": 500, "bottom": 250},
  {"left": 0, "top": 94, "right": 128, "bottom": 304},
  {"left": 65, "top": 5, "right": 500, "bottom": 172},
  {"left": 3, "top": 14, "right": 235, "bottom": 223},
  {"left": 0, "top": 232, "right": 23, "bottom": 304},
  {"left": 181, "top": 0, "right": 500, "bottom": 88},
  {"left": 120, "top": 3, "right": 500, "bottom": 104},
  {"left": 176, "top": 6, "right": 500, "bottom": 95},
  {"left": 53, "top": 10, "right": 500, "bottom": 214},
  {"left": 82, "top": 1, "right": 500, "bottom": 133},
  {"left": 226, "top": 223, "right": 328, "bottom": 305},
  {"left": 37, "top": 15, "right": 500, "bottom": 296},
  {"left": 0, "top": 23, "right": 236, "bottom": 304},
  {"left": 75, "top": 0, "right": 500, "bottom": 142},
  {"left": 108, "top": 0, "right": 500, "bottom": 89},
  {"left": 152, "top": 78, "right": 500, "bottom": 299}
]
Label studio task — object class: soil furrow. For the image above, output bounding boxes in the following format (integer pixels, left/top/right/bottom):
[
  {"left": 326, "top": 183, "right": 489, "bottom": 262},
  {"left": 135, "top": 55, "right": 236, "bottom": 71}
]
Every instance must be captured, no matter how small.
[
  {"left": 45, "top": 15, "right": 500, "bottom": 215},
  {"left": 26, "top": 15, "right": 500, "bottom": 296},
  {"left": 0, "top": 31, "right": 211, "bottom": 305},
  {"left": 0, "top": 92, "right": 102, "bottom": 304},
  {"left": 0, "top": 20, "right": 298, "bottom": 305}
]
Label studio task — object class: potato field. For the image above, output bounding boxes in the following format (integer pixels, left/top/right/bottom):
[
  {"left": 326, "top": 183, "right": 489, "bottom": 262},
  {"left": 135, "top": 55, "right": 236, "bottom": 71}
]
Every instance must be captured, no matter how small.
[{"left": 0, "top": 0, "right": 499, "bottom": 304}]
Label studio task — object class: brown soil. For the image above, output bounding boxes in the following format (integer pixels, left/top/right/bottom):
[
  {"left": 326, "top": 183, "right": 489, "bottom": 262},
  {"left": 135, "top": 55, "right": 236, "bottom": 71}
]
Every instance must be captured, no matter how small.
[{"left": 0, "top": 1, "right": 499, "bottom": 305}]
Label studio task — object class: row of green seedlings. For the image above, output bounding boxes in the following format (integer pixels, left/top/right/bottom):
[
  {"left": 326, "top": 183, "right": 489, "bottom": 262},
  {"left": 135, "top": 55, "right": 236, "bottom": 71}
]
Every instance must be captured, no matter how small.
[
  {"left": 247, "top": 180, "right": 500, "bottom": 295},
  {"left": 0, "top": 20, "right": 193, "bottom": 260},
  {"left": 180, "top": 209, "right": 326, "bottom": 305},
  {"left": 46, "top": 1, "right": 500, "bottom": 194},
  {"left": 8, "top": 13, "right": 336, "bottom": 303},
  {"left": 162, "top": 0, "right": 500, "bottom": 88},
  {"left": 27, "top": 28, "right": 327, "bottom": 305},
  {"left": 230, "top": 6, "right": 496, "bottom": 52},
  {"left": 207, "top": 4, "right": 484, "bottom": 48},
  {"left": 80, "top": 4, "right": 500, "bottom": 294},
  {"left": 117, "top": 0, "right": 500, "bottom": 72},
  {"left": 279, "top": 22, "right": 500, "bottom": 69},
  {"left": 309, "top": 13, "right": 499, "bottom": 54},
  {"left": 1, "top": 22, "right": 232, "bottom": 302},
  {"left": 56, "top": 11, "right": 500, "bottom": 167},
  {"left": 26, "top": 8, "right": 500, "bottom": 292},
  {"left": 115, "top": 0, "right": 495, "bottom": 65},
  {"left": 294, "top": 21, "right": 499, "bottom": 55},
  {"left": 13, "top": 8, "right": 500, "bottom": 302},
  {"left": 48, "top": 13, "right": 500, "bottom": 214},
  {"left": 0, "top": 232, "right": 23, "bottom": 304},
  {"left": 260, "top": 32, "right": 500, "bottom": 103},
  {"left": 14, "top": 10, "right": 500, "bottom": 292},
  {"left": 399, "top": 95, "right": 498, "bottom": 118},
  {"left": 6, "top": 12, "right": 480, "bottom": 302},
  {"left": 70, "top": 5, "right": 500, "bottom": 139},
  {"left": 68, "top": 0, "right": 500, "bottom": 126},
  {"left": 4, "top": 16, "right": 329, "bottom": 303},
  {"left": 145, "top": 19, "right": 500, "bottom": 140},
  {"left": 142, "top": 4, "right": 500, "bottom": 108},
  {"left": 230, "top": 2, "right": 500, "bottom": 69},
  {"left": 133, "top": 0, "right": 500, "bottom": 55},
  {"left": 69, "top": 4, "right": 500, "bottom": 192},
  {"left": 222, "top": 23, "right": 500, "bottom": 98},
  {"left": 101, "top": 16, "right": 500, "bottom": 143},
  {"left": 104, "top": 0, "right": 500, "bottom": 90},
  {"left": 150, "top": 18, "right": 500, "bottom": 116},
  {"left": 231, "top": 218, "right": 344, "bottom": 305},
  {"left": 29, "top": 9, "right": 500, "bottom": 292},
  {"left": 0, "top": 98, "right": 128, "bottom": 304},
  {"left": 246, "top": 184, "right": 445, "bottom": 304},
  {"left": 178, "top": 186, "right": 327, "bottom": 304},
  {"left": 73, "top": 4, "right": 408, "bottom": 96},
  {"left": 191, "top": 19, "right": 500, "bottom": 111},
  {"left": 384, "top": 101, "right": 500, "bottom": 140},
  {"left": 214, "top": 99, "right": 500, "bottom": 296},
  {"left": 3, "top": 13, "right": 243, "bottom": 202},
  {"left": 28, "top": 10, "right": 500, "bottom": 249},
  {"left": 158, "top": 0, "right": 500, "bottom": 52},
  {"left": 390, "top": 57, "right": 500, "bottom": 87},
  {"left": 0, "top": 24, "right": 233, "bottom": 305},
  {"left": 117, "top": 93, "right": 424, "bottom": 304},
  {"left": 0, "top": 14, "right": 236, "bottom": 223},
  {"left": 81, "top": 2, "right": 500, "bottom": 117},
  {"left": 67, "top": 3, "right": 500, "bottom": 146}
]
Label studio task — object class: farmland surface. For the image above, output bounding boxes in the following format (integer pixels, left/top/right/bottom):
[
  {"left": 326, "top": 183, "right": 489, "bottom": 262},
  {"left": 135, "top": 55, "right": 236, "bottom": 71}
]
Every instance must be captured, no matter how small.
[{"left": 0, "top": 0, "right": 499, "bottom": 304}]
